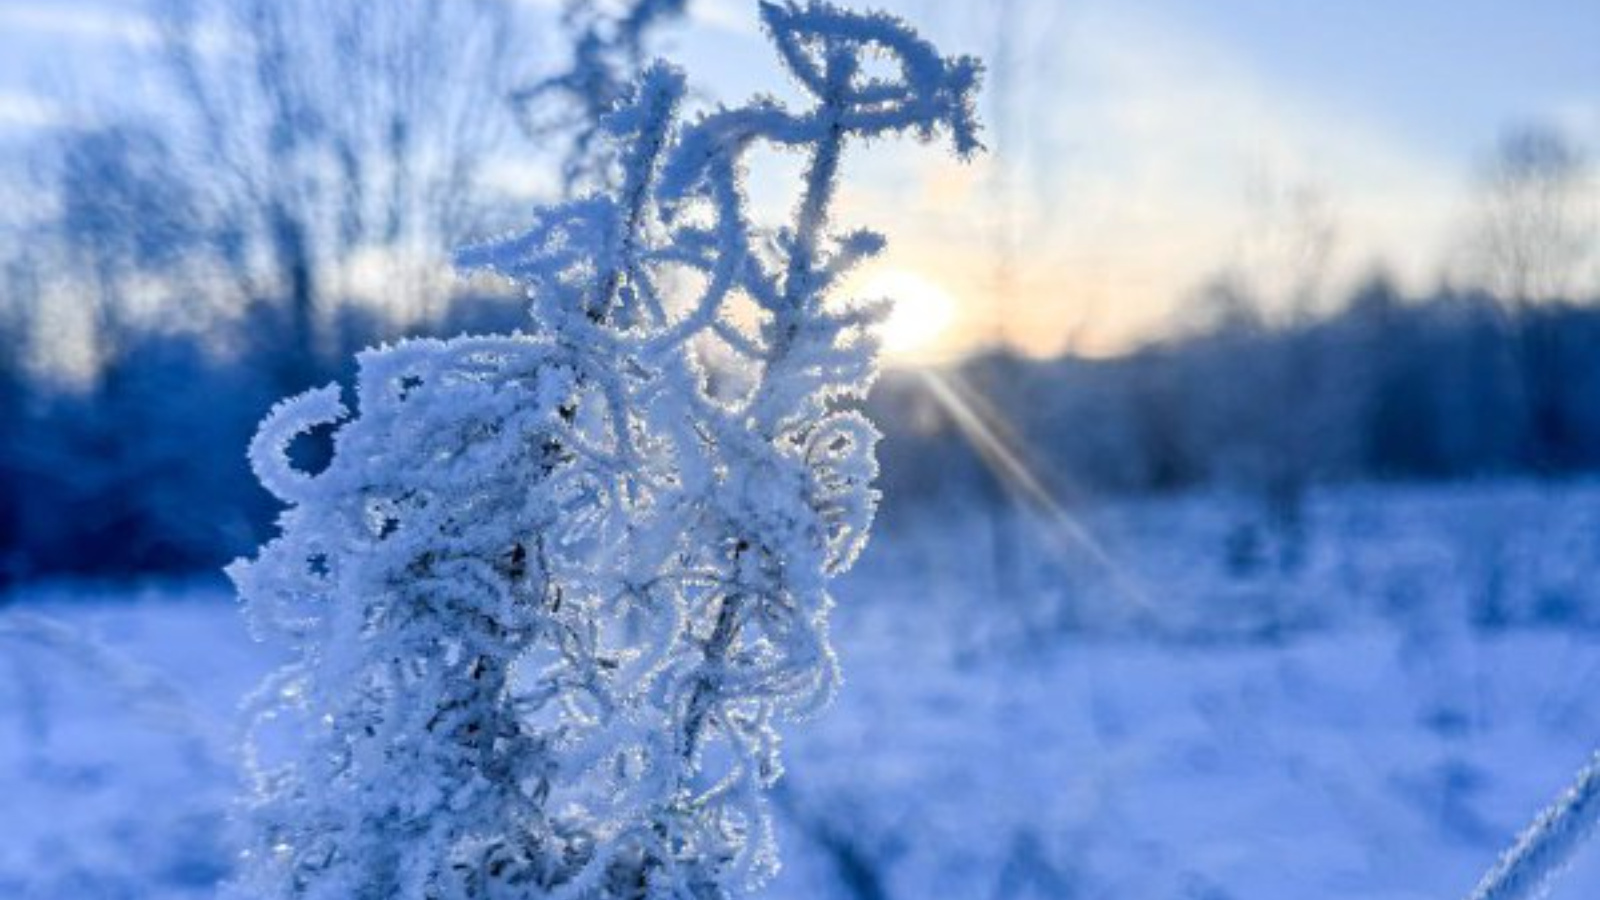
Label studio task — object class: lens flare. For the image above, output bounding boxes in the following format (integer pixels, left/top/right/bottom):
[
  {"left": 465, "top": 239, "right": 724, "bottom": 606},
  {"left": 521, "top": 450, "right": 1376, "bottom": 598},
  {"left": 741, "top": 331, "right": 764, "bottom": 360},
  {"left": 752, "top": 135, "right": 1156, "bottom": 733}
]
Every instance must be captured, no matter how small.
[{"left": 916, "top": 368, "right": 1156, "bottom": 615}]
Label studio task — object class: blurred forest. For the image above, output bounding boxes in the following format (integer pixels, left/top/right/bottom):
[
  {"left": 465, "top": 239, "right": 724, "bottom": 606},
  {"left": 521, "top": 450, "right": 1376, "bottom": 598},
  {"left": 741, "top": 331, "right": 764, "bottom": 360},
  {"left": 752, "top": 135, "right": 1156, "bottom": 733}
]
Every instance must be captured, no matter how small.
[{"left": 1, "top": 0, "right": 1598, "bottom": 586}]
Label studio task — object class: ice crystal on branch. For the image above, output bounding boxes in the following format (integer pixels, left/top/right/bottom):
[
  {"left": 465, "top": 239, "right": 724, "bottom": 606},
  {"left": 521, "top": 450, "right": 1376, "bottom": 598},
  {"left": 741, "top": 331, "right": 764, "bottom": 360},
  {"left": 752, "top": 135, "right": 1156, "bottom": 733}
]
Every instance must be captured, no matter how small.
[{"left": 229, "top": 3, "right": 980, "bottom": 898}]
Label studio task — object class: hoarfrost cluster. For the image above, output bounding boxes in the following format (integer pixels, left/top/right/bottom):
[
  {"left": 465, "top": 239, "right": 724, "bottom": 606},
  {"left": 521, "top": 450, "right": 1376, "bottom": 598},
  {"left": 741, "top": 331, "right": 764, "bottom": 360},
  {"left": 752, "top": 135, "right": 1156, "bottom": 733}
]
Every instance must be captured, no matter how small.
[{"left": 227, "top": 3, "right": 980, "bottom": 898}]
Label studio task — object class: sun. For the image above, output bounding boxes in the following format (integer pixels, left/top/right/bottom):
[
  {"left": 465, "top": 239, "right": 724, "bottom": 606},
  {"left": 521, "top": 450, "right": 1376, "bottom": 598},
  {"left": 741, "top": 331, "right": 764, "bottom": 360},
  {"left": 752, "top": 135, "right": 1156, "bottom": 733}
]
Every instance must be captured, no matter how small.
[{"left": 859, "top": 269, "right": 960, "bottom": 364}]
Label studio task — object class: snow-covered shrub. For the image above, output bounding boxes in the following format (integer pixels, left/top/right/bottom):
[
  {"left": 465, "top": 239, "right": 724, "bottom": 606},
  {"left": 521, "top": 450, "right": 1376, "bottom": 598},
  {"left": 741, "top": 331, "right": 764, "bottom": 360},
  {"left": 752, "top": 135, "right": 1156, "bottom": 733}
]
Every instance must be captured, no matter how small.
[{"left": 228, "top": 3, "right": 980, "bottom": 897}]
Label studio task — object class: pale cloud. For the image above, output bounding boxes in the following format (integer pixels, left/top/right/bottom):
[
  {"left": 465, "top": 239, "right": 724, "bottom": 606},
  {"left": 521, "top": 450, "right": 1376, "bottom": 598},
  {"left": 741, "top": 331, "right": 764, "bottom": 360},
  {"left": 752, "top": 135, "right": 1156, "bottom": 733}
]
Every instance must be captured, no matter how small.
[
  {"left": 690, "top": 0, "right": 764, "bottom": 36},
  {"left": 0, "top": 89, "right": 70, "bottom": 130},
  {"left": 1049, "top": 10, "right": 1456, "bottom": 273},
  {"left": 1543, "top": 100, "right": 1600, "bottom": 149},
  {"left": 0, "top": 3, "right": 157, "bottom": 47},
  {"left": 480, "top": 156, "right": 562, "bottom": 202}
]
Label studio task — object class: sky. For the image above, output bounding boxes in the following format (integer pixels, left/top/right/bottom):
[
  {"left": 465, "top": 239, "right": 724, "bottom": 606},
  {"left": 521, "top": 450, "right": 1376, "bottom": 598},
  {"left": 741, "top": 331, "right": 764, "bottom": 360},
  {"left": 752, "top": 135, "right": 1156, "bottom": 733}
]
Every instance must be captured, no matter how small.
[
  {"left": 675, "top": 0, "right": 1600, "bottom": 356},
  {"left": 1, "top": 0, "right": 1596, "bottom": 359}
]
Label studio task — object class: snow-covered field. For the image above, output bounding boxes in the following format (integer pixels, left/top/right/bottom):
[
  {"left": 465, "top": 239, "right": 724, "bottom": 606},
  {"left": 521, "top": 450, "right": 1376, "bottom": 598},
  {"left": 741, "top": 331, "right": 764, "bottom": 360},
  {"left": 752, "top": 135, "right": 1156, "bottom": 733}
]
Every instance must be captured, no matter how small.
[{"left": 4, "top": 480, "right": 1600, "bottom": 899}]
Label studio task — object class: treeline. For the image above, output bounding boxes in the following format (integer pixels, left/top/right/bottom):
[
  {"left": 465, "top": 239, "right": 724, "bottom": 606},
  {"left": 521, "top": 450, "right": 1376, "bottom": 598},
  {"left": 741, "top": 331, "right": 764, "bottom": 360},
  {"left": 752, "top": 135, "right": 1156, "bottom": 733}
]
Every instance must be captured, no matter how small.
[
  {"left": 873, "top": 278, "right": 1600, "bottom": 521},
  {"left": 0, "top": 291, "right": 531, "bottom": 585},
  {"left": 6, "top": 272, "right": 1599, "bottom": 584}
]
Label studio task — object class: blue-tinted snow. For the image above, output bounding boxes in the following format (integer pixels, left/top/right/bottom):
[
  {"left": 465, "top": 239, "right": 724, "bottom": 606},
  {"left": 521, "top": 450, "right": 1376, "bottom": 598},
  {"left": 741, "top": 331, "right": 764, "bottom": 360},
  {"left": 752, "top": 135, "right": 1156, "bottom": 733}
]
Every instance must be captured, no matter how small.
[{"left": 4, "top": 480, "right": 1600, "bottom": 899}]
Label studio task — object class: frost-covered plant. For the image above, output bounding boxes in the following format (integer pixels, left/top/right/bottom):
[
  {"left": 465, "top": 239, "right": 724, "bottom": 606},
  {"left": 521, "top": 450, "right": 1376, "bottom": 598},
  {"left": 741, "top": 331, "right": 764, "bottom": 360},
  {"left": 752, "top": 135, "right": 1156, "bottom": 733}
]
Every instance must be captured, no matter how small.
[
  {"left": 1466, "top": 751, "right": 1600, "bottom": 900},
  {"left": 228, "top": 3, "right": 979, "bottom": 898}
]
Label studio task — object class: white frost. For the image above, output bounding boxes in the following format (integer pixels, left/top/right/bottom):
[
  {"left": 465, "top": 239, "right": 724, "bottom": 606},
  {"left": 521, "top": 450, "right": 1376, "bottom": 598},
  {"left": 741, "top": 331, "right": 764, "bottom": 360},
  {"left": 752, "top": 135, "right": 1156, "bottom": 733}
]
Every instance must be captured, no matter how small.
[{"left": 228, "top": 3, "right": 981, "bottom": 898}]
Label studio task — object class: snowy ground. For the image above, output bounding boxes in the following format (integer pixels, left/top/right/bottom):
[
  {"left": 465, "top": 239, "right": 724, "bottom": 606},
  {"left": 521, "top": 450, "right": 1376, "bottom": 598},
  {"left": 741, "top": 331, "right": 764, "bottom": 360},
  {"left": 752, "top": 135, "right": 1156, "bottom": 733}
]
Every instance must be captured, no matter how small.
[{"left": 4, "top": 480, "right": 1600, "bottom": 899}]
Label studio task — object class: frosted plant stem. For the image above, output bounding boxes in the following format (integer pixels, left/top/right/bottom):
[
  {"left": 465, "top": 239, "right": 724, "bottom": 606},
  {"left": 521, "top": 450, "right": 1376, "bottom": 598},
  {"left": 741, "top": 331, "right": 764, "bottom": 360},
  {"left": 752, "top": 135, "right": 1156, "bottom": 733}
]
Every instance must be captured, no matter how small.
[
  {"left": 677, "top": 50, "right": 852, "bottom": 763},
  {"left": 681, "top": 591, "right": 744, "bottom": 759},
  {"left": 780, "top": 49, "right": 850, "bottom": 318},
  {"left": 1468, "top": 751, "right": 1600, "bottom": 900}
]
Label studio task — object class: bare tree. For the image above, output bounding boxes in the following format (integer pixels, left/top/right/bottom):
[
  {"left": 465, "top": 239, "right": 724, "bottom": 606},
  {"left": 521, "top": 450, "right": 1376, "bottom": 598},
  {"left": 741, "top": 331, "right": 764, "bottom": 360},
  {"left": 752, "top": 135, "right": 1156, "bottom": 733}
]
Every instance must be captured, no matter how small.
[
  {"left": 1192, "top": 181, "right": 1341, "bottom": 571},
  {"left": 53, "top": 123, "right": 205, "bottom": 371},
  {"left": 1238, "top": 181, "right": 1338, "bottom": 325},
  {"left": 1463, "top": 126, "right": 1600, "bottom": 471},
  {"left": 145, "top": 0, "right": 540, "bottom": 384},
  {"left": 1471, "top": 125, "right": 1597, "bottom": 306}
]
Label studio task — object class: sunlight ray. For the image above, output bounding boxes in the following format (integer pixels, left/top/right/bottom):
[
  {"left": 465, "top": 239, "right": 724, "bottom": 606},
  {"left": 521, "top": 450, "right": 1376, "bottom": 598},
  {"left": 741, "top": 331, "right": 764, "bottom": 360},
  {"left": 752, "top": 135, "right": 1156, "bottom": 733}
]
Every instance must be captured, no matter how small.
[{"left": 916, "top": 368, "right": 1157, "bottom": 616}]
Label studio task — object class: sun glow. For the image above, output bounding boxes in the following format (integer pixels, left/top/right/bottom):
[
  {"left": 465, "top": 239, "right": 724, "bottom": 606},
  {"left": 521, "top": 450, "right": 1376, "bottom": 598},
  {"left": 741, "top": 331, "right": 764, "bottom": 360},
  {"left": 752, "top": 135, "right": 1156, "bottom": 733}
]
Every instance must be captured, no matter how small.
[{"left": 860, "top": 269, "right": 959, "bottom": 364}]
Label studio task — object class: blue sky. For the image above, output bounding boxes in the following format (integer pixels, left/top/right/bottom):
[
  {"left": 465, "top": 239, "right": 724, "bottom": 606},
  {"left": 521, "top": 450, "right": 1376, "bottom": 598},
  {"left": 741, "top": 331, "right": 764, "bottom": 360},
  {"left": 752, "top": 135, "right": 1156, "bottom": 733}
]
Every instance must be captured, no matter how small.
[
  {"left": 1149, "top": 0, "right": 1598, "bottom": 154},
  {"left": 2, "top": 0, "right": 1596, "bottom": 354}
]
